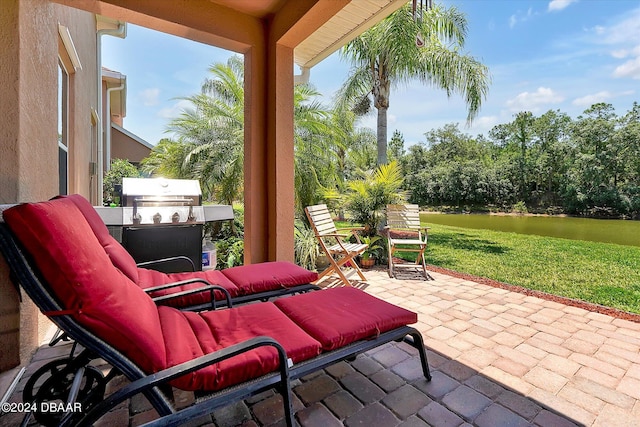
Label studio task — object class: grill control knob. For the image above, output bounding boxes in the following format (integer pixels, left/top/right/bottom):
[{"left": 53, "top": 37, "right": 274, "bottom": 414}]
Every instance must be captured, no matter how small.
[
  {"left": 153, "top": 212, "right": 162, "bottom": 224},
  {"left": 172, "top": 212, "right": 180, "bottom": 223}
]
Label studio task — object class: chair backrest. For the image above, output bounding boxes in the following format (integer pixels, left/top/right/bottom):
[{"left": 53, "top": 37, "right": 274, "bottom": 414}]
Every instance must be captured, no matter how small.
[
  {"left": 386, "top": 204, "right": 421, "bottom": 231},
  {"left": 305, "top": 204, "right": 337, "bottom": 237},
  {"left": 59, "top": 194, "right": 140, "bottom": 282}
]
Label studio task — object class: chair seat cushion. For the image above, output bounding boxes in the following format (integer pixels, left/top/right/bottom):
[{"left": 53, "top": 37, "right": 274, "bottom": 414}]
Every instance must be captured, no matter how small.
[
  {"left": 138, "top": 268, "right": 241, "bottom": 307},
  {"left": 274, "top": 288, "right": 417, "bottom": 351},
  {"left": 221, "top": 261, "right": 318, "bottom": 294},
  {"left": 159, "top": 303, "right": 322, "bottom": 391}
]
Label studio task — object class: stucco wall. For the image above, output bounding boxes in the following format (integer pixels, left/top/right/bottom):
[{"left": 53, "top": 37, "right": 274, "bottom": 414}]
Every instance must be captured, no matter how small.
[
  {"left": 64, "top": 5, "right": 99, "bottom": 200},
  {"left": 0, "top": 0, "right": 98, "bottom": 371}
]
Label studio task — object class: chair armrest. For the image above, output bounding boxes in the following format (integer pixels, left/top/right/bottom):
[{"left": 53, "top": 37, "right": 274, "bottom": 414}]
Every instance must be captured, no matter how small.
[
  {"left": 137, "top": 256, "right": 196, "bottom": 272},
  {"left": 71, "top": 336, "right": 289, "bottom": 427},
  {"left": 151, "top": 285, "right": 233, "bottom": 310},
  {"left": 143, "top": 278, "right": 211, "bottom": 293},
  {"left": 145, "top": 280, "right": 233, "bottom": 309}
]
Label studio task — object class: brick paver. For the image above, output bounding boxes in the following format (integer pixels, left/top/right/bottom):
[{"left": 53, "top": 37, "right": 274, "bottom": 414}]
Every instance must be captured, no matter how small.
[{"left": 2, "top": 268, "right": 639, "bottom": 426}]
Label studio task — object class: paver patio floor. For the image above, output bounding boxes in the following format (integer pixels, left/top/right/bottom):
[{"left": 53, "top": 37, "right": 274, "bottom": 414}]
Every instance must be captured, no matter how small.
[{"left": 2, "top": 268, "right": 639, "bottom": 426}]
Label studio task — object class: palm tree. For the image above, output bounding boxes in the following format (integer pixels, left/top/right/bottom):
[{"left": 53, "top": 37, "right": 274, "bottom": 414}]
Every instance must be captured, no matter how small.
[
  {"left": 168, "top": 56, "right": 245, "bottom": 204},
  {"left": 145, "top": 55, "right": 332, "bottom": 211},
  {"left": 338, "top": 2, "right": 490, "bottom": 165},
  {"left": 292, "top": 84, "right": 333, "bottom": 216},
  {"left": 140, "top": 138, "right": 194, "bottom": 179}
]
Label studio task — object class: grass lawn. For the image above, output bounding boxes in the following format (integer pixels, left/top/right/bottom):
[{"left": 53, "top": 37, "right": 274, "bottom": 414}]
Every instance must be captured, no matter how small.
[
  {"left": 334, "top": 219, "right": 640, "bottom": 314},
  {"left": 423, "top": 224, "right": 640, "bottom": 315}
]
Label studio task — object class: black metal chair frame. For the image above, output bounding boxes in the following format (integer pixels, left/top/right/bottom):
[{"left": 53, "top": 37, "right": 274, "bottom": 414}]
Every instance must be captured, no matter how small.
[{"left": 0, "top": 224, "right": 431, "bottom": 427}]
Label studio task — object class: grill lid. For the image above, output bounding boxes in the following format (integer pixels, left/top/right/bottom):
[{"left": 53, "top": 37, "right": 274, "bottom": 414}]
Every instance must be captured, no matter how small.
[
  {"left": 121, "top": 178, "right": 201, "bottom": 199},
  {"left": 120, "top": 178, "right": 204, "bottom": 226}
]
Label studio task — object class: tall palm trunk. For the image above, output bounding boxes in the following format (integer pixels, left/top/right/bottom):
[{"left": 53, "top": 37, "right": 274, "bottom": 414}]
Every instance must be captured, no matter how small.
[
  {"left": 374, "top": 78, "right": 390, "bottom": 165},
  {"left": 377, "top": 107, "right": 388, "bottom": 165}
]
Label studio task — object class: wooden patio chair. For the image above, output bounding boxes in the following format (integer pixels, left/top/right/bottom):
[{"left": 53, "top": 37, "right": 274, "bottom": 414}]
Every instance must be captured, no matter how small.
[
  {"left": 305, "top": 204, "right": 368, "bottom": 286},
  {"left": 386, "top": 204, "right": 431, "bottom": 279}
]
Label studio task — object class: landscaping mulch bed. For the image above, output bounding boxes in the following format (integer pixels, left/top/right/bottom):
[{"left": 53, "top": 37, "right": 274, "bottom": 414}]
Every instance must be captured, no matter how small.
[{"left": 425, "top": 264, "right": 640, "bottom": 324}]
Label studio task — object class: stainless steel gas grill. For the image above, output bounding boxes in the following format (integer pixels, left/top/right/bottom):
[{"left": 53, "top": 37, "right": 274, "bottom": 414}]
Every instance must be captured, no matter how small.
[
  {"left": 94, "top": 178, "right": 233, "bottom": 273},
  {"left": 121, "top": 178, "right": 204, "bottom": 226}
]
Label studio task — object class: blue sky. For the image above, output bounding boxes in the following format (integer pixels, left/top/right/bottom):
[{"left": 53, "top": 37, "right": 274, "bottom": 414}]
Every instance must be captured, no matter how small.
[{"left": 102, "top": 0, "right": 640, "bottom": 148}]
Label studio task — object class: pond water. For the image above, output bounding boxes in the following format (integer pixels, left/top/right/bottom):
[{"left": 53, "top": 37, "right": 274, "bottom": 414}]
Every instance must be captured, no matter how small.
[{"left": 420, "top": 213, "right": 640, "bottom": 247}]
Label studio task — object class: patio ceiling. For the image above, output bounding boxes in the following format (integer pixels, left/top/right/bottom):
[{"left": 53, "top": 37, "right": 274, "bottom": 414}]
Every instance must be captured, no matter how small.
[
  {"left": 293, "top": 0, "right": 407, "bottom": 68},
  {"left": 209, "top": 0, "right": 408, "bottom": 69}
]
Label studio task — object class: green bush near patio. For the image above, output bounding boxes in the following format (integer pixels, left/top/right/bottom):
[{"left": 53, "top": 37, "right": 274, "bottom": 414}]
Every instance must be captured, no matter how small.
[{"left": 423, "top": 224, "right": 640, "bottom": 315}]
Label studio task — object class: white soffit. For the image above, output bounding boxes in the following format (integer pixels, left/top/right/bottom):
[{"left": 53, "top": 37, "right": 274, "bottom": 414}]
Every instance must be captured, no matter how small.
[{"left": 294, "top": 0, "right": 407, "bottom": 69}]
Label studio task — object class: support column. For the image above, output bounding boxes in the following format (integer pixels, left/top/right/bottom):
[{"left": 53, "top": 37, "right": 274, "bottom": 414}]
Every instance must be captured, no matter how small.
[
  {"left": 243, "top": 47, "right": 269, "bottom": 263},
  {"left": 243, "top": 41, "right": 295, "bottom": 264},
  {"left": 268, "top": 44, "right": 295, "bottom": 262}
]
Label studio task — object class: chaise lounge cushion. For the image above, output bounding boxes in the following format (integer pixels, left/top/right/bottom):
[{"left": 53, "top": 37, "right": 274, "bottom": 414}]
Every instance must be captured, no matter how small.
[
  {"left": 274, "top": 287, "right": 417, "bottom": 351},
  {"left": 62, "top": 194, "right": 241, "bottom": 303},
  {"left": 61, "top": 194, "right": 315, "bottom": 306},
  {"left": 60, "top": 194, "right": 141, "bottom": 283},
  {"left": 159, "top": 303, "right": 321, "bottom": 391},
  {"left": 222, "top": 261, "right": 318, "bottom": 295},
  {"left": 3, "top": 198, "right": 168, "bottom": 375}
]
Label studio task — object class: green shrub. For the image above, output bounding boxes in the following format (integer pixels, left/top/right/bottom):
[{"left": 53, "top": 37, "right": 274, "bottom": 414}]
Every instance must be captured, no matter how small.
[
  {"left": 216, "top": 237, "right": 244, "bottom": 269},
  {"left": 344, "top": 161, "right": 407, "bottom": 235},
  {"left": 294, "top": 224, "right": 320, "bottom": 270},
  {"left": 512, "top": 201, "right": 528, "bottom": 214},
  {"left": 103, "top": 159, "right": 141, "bottom": 206}
]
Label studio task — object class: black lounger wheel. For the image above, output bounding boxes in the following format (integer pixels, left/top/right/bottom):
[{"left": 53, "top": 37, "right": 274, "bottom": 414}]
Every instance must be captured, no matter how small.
[{"left": 22, "top": 358, "right": 106, "bottom": 427}]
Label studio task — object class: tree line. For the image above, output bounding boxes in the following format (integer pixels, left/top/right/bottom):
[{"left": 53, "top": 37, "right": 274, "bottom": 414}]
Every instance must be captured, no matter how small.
[
  {"left": 135, "top": 0, "right": 639, "bottom": 220},
  {"left": 401, "top": 103, "right": 640, "bottom": 217}
]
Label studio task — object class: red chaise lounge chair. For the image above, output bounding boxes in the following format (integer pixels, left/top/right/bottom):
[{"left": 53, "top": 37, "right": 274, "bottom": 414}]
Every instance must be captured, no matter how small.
[
  {"left": 61, "top": 194, "right": 319, "bottom": 311},
  {"left": 0, "top": 197, "right": 431, "bottom": 427}
]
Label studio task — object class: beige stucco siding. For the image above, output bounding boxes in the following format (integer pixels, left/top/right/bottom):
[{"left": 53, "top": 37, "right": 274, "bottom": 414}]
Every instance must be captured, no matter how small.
[{"left": 0, "top": 0, "right": 98, "bottom": 370}]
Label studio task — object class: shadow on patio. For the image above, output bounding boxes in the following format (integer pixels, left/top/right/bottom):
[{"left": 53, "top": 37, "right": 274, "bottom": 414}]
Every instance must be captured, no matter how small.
[{"left": 2, "top": 268, "right": 639, "bottom": 427}]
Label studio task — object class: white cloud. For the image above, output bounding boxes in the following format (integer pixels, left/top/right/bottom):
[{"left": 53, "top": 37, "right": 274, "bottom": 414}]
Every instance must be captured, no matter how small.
[
  {"left": 139, "top": 88, "right": 160, "bottom": 106},
  {"left": 506, "top": 87, "right": 564, "bottom": 112},
  {"left": 548, "top": 0, "right": 578, "bottom": 12},
  {"left": 157, "top": 99, "right": 193, "bottom": 119},
  {"left": 508, "top": 15, "right": 518, "bottom": 29},
  {"left": 613, "top": 56, "right": 640, "bottom": 80},
  {"left": 611, "top": 49, "right": 629, "bottom": 59},
  {"left": 464, "top": 115, "right": 500, "bottom": 137},
  {"left": 509, "top": 8, "right": 536, "bottom": 29},
  {"left": 475, "top": 115, "right": 500, "bottom": 129},
  {"left": 572, "top": 91, "right": 613, "bottom": 107},
  {"left": 600, "top": 8, "right": 640, "bottom": 45},
  {"left": 572, "top": 90, "right": 636, "bottom": 107}
]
